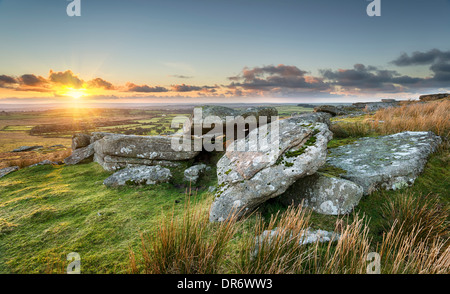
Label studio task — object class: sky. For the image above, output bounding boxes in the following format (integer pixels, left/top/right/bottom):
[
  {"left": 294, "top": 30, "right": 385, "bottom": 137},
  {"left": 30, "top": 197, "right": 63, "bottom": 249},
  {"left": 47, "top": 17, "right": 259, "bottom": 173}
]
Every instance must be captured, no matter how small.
[{"left": 0, "top": 0, "right": 449, "bottom": 104}]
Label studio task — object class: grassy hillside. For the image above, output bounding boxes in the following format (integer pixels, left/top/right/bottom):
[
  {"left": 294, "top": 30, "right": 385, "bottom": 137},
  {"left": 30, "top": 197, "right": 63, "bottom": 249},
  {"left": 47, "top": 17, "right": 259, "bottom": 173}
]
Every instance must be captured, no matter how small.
[{"left": 0, "top": 100, "right": 449, "bottom": 273}]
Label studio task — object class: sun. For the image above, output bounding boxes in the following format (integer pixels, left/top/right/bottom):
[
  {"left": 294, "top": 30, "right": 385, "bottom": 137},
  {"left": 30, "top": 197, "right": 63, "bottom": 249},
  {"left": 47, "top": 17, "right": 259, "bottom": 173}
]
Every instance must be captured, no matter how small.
[{"left": 65, "top": 88, "right": 87, "bottom": 99}]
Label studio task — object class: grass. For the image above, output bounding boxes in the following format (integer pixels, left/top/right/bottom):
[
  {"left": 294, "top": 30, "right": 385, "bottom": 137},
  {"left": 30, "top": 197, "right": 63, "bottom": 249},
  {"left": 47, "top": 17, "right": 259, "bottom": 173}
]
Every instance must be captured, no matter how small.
[
  {"left": 0, "top": 163, "right": 216, "bottom": 273},
  {"left": 0, "top": 101, "right": 449, "bottom": 274},
  {"left": 371, "top": 99, "right": 450, "bottom": 139}
]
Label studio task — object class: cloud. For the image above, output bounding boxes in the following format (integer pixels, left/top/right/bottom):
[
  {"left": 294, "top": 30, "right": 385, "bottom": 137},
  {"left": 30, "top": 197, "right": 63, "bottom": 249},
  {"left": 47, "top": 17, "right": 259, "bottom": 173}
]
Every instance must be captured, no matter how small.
[
  {"left": 87, "top": 78, "right": 115, "bottom": 90},
  {"left": 0, "top": 75, "right": 18, "bottom": 88},
  {"left": 169, "top": 75, "right": 193, "bottom": 79},
  {"left": 391, "top": 49, "right": 450, "bottom": 66},
  {"left": 126, "top": 83, "right": 169, "bottom": 93},
  {"left": 49, "top": 70, "right": 84, "bottom": 88},
  {"left": 227, "top": 64, "right": 329, "bottom": 92},
  {"left": 171, "top": 84, "right": 216, "bottom": 92}
]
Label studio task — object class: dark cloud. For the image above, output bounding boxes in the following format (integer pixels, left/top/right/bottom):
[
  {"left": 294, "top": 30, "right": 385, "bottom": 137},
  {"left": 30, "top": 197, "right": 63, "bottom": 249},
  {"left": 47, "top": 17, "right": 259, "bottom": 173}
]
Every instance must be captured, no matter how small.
[
  {"left": 227, "top": 64, "right": 329, "bottom": 91},
  {"left": 19, "top": 74, "right": 47, "bottom": 86},
  {"left": 171, "top": 84, "right": 216, "bottom": 92},
  {"left": 322, "top": 64, "right": 402, "bottom": 90},
  {"left": 49, "top": 70, "right": 84, "bottom": 88},
  {"left": 0, "top": 75, "right": 17, "bottom": 88},
  {"left": 126, "top": 83, "right": 168, "bottom": 93},
  {"left": 87, "top": 78, "right": 115, "bottom": 90},
  {"left": 169, "top": 75, "right": 193, "bottom": 79},
  {"left": 391, "top": 49, "right": 450, "bottom": 66}
]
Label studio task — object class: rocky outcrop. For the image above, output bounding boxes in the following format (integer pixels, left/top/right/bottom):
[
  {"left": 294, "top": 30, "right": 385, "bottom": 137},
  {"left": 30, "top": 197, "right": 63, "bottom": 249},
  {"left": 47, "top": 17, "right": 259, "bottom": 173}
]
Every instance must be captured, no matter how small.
[
  {"left": 93, "top": 134, "right": 199, "bottom": 172},
  {"left": 419, "top": 93, "right": 449, "bottom": 102},
  {"left": 184, "top": 164, "right": 210, "bottom": 183},
  {"left": 279, "top": 173, "right": 364, "bottom": 215},
  {"left": 71, "top": 133, "right": 91, "bottom": 150},
  {"left": 64, "top": 144, "right": 95, "bottom": 165},
  {"left": 326, "top": 131, "right": 442, "bottom": 195},
  {"left": 11, "top": 146, "right": 43, "bottom": 152},
  {"left": 0, "top": 166, "right": 19, "bottom": 179},
  {"left": 103, "top": 165, "right": 172, "bottom": 187},
  {"left": 290, "top": 112, "right": 332, "bottom": 127},
  {"left": 183, "top": 105, "right": 279, "bottom": 135},
  {"left": 209, "top": 117, "right": 332, "bottom": 222},
  {"left": 313, "top": 105, "right": 364, "bottom": 116},
  {"left": 352, "top": 101, "right": 400, "bottom": 112}
]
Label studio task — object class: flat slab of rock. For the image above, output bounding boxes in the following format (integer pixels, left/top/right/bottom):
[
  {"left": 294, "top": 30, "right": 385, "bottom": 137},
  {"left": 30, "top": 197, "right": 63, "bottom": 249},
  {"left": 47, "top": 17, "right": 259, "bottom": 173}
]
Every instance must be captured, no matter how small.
[
  {"left": 327, "top": 131, "right": 442, "bottom": 195},
  {"left": 94, "top": 134, "right": 199, "bottom": 161},
  {"left": 12, "top": 146, "right": 43, "bottom": 152},
  {"left": 64, "top": 144, "right": 95, "bottom": 165},
  {"left": 0, "top": 166, "right": 19, "bottom": 178},
  {"left": 94, "top": 154, "right": 182, "bottom": 172},
  {"left": 209, "top": 117, "right": 332, "bottom": 222},
  {"left": 279, "top": 173, "right": 364, "bottom": 215},
  {"left": 103, "top": 165, "right": 172, "bottom": 187}
]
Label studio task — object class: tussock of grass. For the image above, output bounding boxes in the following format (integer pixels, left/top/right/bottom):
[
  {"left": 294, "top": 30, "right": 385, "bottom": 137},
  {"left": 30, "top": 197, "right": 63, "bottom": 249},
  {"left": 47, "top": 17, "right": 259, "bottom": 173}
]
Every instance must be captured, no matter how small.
[
  {"left": 371, "top": 99, "right": 450, "bottom": 139},
  {"left": 380, "top": 193, "right": 449, "bottom": 245},
  {"left": 129, "top": 196, "right": 238, "bottom": 274}
]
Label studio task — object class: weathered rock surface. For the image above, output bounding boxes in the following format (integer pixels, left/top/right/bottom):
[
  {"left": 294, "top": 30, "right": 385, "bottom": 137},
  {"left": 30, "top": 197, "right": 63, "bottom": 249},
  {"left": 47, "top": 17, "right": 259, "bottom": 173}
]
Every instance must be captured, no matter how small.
[
  {"left": 209, "top": 117, "right": 332, "bottom": 222},
  {"left": 419, "top": 93, "right": 449, "bottom": 102},
  {"left": 327, "top": 131, "right": 442, "bottom": 195},
  {"left": 64, "top": 144, "right": 95, "bottom": 165},
  {"left": 352, "top": 101, "right": 400, "bottom": 112},
  {"left": 279, "top": 173, "right": 364, "bottom": 215},
  {"left": 12, "top": 145, "right": 43, "bottom": 152},
  {"left": 184, "top": 164, "right": 210, "bottom": 183},
  {"left": 71, "top": 133, "right": 91, "bottom": 150},
  {"left": 94, "top": 134, "right": 198, "bottom": 160},
  {"left": 0, "top": 166, "right": 19, "bottom": 178},
  {"left": 291, "top": 112, "right": 332, "bottom": 127},
  {"left": 93, "top": 134, "right": 199, "bottom": 171},
  {"left": 103, "top": 165, "right": 172, "bottom": 187},
  {"left": 94, "top": 154, "right": 182, "bottom": 172}
]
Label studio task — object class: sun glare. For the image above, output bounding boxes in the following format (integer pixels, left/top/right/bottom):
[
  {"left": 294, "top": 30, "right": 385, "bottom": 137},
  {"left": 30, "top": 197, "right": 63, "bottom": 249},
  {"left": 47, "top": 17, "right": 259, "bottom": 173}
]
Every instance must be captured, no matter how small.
[{"left": 65, "top": 88, "right": 87, "bottom": 99}]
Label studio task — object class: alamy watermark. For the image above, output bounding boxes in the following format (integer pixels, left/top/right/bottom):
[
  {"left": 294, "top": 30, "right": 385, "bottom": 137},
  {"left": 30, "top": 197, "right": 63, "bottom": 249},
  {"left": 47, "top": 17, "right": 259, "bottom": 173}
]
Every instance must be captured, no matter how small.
[
  {"left": 67, "top": 252, "right": 81, "bottom": 274},
  {"left": 67, "top": 0, "right": 81, "bottom": 17},
  {"left": 170, "top": 108, "right": 280, "bottom": 163},
  {"left": 367, "top": 0, "right": 381, "bottom": 17}
]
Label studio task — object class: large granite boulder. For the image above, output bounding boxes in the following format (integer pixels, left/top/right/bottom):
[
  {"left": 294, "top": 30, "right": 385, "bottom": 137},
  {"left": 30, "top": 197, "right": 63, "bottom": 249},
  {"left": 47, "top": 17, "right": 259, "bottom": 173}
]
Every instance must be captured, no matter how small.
[
  {"left": 279, "top": 173, "right": 364, "bottom": 215},
  {"left": 291, "top": 112, "right": 332, "bottom": 127},
  {"left": 71, "top": 133, "right": 91, "bottom": 150},
  {"left": 209, "top": 117, "right": 332, "bottom": 222},
  {"left": 0, "top": 166, "right": 19, "bottom": 179},
  {"left": 93, "top": 134, "right": 199, "bottom": 172},
  {"left": 352, "top": 101, "right": 399, "bottom": 112},
  {"left": 313, "top": 105, "right": 363, "bottom": 116},
  {"left": 183, "top": 105, "right": 279, "bottom": 136},
  {"left": 326, "top": 131, "right": 442, "bottom": 195},
  {"left": 103, "top": 165, "right": 172, "bottom": 187},
  {"left": 64, "top": 144, "right": 95, "bottom": 165}
]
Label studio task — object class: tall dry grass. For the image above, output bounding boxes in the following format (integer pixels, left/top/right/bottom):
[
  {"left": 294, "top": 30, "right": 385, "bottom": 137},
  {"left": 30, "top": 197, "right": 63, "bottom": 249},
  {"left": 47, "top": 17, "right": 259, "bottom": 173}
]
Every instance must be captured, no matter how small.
[
  {"left": 380, "top": 193, "right": 449, "bottom": 245},
  {"left": 129, "top": 197, "right": 238, "bottom": 274},
  {"left": 235, "top": 204, "right": 313, "bottom": 274},
  {"left": 0, "top": 149, "right": 72, "bottom": 169},
  {"left": 371, "top": 99, "right": 450, "bottom": 139}
]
